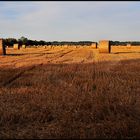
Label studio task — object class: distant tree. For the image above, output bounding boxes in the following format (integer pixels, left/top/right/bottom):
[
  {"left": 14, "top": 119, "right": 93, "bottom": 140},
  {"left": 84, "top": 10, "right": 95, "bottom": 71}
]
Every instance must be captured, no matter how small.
[
  {"left": 18, "top": 36, "right": 28, "bottom": 45},
  {"left": 39, "top": 40, "right": 46, "bottom": 45},
  {"left": 3, "top": 38, "right": 18, "bottom": 47}
]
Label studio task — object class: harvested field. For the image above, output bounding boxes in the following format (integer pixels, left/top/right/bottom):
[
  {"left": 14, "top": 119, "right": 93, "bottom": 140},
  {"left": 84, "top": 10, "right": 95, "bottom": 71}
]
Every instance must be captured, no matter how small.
[{"left": 0, "top": 46, "right": 140, "bottom": 139}]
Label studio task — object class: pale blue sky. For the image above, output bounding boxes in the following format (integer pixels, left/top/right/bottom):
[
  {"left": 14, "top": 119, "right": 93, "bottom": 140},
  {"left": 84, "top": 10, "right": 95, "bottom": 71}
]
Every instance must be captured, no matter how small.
[{"left": 0, "top": 2, "right": 140, "bottom": 41}]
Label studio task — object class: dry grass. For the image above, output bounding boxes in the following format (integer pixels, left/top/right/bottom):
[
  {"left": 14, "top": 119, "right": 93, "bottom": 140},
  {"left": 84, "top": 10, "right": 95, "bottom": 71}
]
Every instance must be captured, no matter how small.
[{"left": 0, "top": 46, "right": 140, "bottom": 139}]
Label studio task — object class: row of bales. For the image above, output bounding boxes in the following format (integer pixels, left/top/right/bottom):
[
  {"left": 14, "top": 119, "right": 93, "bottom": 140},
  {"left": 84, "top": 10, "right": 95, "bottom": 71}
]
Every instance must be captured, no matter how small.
[
  {"left": 0, "top": 39, "right": 27, "bottom": 55},
  {"left": 12, "top": 43, "right": 98, "bottom": 50},
  {"left": 0, "top": 38, "right": 139, "bottom": 55},
  {"left": 0, "top": 38, "right": 97, "bottom": 55}
]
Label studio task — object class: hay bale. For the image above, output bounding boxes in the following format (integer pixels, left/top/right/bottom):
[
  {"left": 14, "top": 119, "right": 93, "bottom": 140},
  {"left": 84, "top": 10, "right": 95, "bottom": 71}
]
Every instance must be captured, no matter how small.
[
  {"left": 98, "top": 40, "right": 111, "bottom": 53},
  {"left": 127, "top": 43, "right": 131, "bottom": 49},
  {"left": 91, "top": 43, "right": 97, "bottom": 49},
  {"left": 64, "top": 45, "right": 68, "bottom": 48},
  {"left": 13, "top": 44, "right": 20, "bottom": 49},
  {"left": 72, "top": 45, "right": 76, "bottom": 49},
  {"left": 0, "top": 39, "right": 6, "bottom": 55},
  {"left": 47, "top": 45, "right": 51, "bottom": 48},
  {"left": 22, "top": 45, "right": 26, "bottom": 49}
]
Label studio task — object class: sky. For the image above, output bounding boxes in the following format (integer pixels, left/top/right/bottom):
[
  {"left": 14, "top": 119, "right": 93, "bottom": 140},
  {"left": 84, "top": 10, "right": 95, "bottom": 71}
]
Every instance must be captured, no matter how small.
[{"left": 0, "top": 1, "right": 140, "bottom": 42}]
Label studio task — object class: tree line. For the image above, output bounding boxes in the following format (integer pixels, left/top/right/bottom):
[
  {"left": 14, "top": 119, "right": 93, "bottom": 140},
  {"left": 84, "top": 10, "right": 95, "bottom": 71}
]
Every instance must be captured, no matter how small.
[
  {"left": 110, "top": 41, "right": 140, "bottom": 46},
  {"left": 3, "top": 37, "right": 96, "bottom": 47},
  {"left": 3, "top": 37, "right": 140, "bottom": 47}
]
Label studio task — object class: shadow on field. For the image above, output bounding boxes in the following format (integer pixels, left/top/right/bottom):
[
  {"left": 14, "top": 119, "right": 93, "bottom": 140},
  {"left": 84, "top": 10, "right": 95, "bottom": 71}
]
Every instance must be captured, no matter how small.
[
  {"left": 0, "top": 58, "right": 140, "bottom": 139},
  {"left": 6, "top": 54, "right": 25, "bottom": 56},
  {"left": 6, "top": 52, "right": 54, "bottom": 56},
  {"left": 112, "top": 51, "right": 140, "bottom": 54}
]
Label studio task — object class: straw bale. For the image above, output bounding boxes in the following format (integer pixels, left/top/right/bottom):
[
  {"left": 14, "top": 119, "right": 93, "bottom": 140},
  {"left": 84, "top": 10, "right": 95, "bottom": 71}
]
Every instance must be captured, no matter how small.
[
  {"left": 98, "top": 40, "right": 111, "bottom": 53},
  {"left": 13, "top": 44, "right": 20, "bottom": 49},
  {"left": 0, "top": 39, "right": 6, "bottom": 55}
]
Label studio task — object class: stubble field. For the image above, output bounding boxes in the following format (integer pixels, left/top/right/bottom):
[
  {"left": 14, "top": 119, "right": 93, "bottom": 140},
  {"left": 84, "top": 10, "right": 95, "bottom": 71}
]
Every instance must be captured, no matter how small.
[{"left": 0, "top": 46, "right": 140, "bottom": 139}]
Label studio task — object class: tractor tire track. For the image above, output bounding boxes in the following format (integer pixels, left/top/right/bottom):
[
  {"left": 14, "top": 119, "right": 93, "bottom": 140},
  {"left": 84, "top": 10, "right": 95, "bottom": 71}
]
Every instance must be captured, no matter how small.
[
  {"left": 47, "top": 50, "right": 73, "bottom": 63},
  {"left": 1, "top": 63, "right": 43, "bottom": 87}
]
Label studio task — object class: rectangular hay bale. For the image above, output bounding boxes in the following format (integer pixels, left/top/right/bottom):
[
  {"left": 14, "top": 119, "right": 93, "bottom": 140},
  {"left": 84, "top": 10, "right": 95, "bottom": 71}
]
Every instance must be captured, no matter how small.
[
  {"left": 22, "top": 45, "right": 26, "bottom": 49},
  {"left": 91, "top": 43, "right": 97, "bottom": 49},
  {"left": 98, "top": 40, "right": 111, "bottom": 53},
  {"left": 13, "top": 44, "right": 20, "bottom": 49},
  {"left": 0, "top": 39, "right": 6, "bottom": 55}
]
